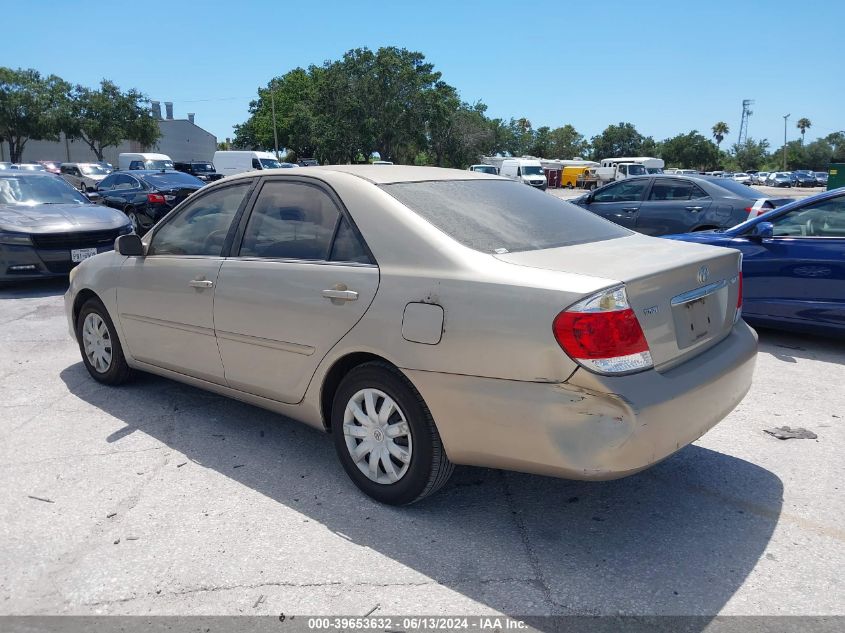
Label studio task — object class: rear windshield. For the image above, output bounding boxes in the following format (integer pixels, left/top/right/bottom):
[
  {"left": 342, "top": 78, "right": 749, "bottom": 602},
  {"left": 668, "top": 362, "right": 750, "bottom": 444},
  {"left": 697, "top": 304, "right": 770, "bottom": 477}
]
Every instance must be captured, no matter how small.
[
  {"left": 381, "top": 180, "right": 629, "bottom": 253},
  {"left": 709, "top": 178, "right": 765, "bottom": 197},
  {"left": 142, "top": 172, "right": 203, "bottom": 188},
  {"left": 191, "top": 163, "right": 214, "bottom": 172}
]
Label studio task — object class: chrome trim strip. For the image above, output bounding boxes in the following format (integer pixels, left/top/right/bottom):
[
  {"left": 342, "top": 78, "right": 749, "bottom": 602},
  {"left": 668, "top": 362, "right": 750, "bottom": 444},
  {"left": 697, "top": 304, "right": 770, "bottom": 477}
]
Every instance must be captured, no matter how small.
[
  {"left": 120, "top": 313, "right": 215, "bottom": 337},
  {"left": 215, "top": 329, "right": 315, "bottom": 356},
  {"left": 670, "top": 279, "right": 728, "bottom": 306}
]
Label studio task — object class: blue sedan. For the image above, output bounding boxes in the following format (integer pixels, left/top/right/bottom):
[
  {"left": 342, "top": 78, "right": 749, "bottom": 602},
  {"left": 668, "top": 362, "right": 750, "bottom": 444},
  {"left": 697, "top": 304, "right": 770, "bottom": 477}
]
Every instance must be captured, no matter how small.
[{"left": 665, "top": 188, "right": 845, "bottom": 336}]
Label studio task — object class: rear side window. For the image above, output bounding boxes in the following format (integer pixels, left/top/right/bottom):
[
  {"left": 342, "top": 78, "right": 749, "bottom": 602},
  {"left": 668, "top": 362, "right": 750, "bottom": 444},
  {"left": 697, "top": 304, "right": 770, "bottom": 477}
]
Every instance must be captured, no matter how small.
[
  {"left": 649, "top": 179, "right": 709, "bottom": 201},
  {"left": 381, "top": 180, "right": 629, "bottom": 253},
  {"left": 239, "top": 181, "right": 340, "bottom": 260}
]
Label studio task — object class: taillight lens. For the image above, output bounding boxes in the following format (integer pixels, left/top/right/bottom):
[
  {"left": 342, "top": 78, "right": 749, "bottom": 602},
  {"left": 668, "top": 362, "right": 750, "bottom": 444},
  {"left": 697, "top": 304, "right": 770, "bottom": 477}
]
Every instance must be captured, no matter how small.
[
  {"left": 553, "top": 285, "right": 653, "bottom": 375},
  {"left": 147, "top": 193, "right": 166, "bottom": 204}
]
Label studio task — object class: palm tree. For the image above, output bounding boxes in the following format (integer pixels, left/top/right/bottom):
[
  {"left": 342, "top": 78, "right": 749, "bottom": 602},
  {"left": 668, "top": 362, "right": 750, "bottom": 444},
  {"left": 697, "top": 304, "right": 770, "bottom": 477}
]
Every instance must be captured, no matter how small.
[
  {"left": 712, "top": 122, "right": 729, "bottom": 148},
  {"left": 796, "top": 117, "right": 812, "bottom": 144}
]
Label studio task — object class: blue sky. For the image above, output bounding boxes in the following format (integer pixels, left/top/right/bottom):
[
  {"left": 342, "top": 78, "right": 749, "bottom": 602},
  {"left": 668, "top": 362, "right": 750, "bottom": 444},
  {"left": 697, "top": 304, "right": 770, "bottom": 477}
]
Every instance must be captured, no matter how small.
[{"left": 3, "top": 0, "right": 842, "bottom": 150}]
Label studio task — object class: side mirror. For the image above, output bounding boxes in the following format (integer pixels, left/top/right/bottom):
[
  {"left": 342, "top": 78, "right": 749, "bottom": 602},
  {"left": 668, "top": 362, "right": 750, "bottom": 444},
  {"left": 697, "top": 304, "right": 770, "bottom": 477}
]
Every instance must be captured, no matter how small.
[
  {"left": 84, "top": 191, "right": 101, "bottom": 203},
  {"left": 751, "top": 221, "right": 774, "bottom": 240},
  {"left": 115, "top": 233, "right": 144, "bottom": 257}
]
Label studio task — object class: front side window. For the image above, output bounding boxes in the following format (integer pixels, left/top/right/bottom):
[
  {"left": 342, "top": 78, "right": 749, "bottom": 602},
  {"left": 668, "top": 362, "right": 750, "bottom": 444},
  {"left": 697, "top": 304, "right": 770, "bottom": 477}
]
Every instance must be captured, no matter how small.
[
  {"left": 593, "top": 179, "right": 648, "bottom": 203},
  {"left": 771, "top": 196, "right": 845, "bottom": 238},
  {"left": 148, "top": 182, "right": 252, "bottom": 256},
  {"left": 239, "top": 181, "right": 340, "bottom": 260}
]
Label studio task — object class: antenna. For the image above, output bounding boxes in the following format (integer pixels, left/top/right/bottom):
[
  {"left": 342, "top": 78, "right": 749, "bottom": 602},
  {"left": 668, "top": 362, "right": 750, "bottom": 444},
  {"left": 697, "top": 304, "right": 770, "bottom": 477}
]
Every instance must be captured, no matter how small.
[{"left": 738, "top": 99, "right": 754, "bottom": 145}]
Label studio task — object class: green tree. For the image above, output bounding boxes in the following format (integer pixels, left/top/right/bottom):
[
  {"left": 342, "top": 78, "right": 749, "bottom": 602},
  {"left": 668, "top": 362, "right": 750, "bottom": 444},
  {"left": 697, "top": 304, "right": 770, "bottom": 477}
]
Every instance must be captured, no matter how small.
[
  {"left": 590, "top": 122, "right": 650, "bottom": 160},
  {"left": 795, "top": 117, "right": 812, "bottom": 144},
  {"left": 825, "top": 131, "right": 845, "bottom": 162},
  {"left": 67, "top": 80, "right": 159, "bottom": 160},
  {"left": 529, "top": 126, "right": 551, "bottom": 157},
  {"left": 547, "top": 124, "right": 589, "bottom": 159},
  {"left": 660, "top": 130, "right": 720, "bottom": 171},
  {"left": 0, "top": 67, "right": 71, "bottom": 163},
  {"left": 711, "top": 121, "right": 729, "bottom": 149},
  {"left": 730, "top": 138, "right": 769, "bottom": 171}
]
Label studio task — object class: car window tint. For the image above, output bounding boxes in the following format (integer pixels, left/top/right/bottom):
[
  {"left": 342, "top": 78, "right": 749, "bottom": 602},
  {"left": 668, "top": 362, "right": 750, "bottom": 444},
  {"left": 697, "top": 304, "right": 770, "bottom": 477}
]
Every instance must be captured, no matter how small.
[
  {"left": 239, "top": 181, "right": 340, "bottom": 260},
  {"left": 648, "top": 179, "right": 709, "bottom": 201},
  {"left": 148, "top": 183, "right": 252, "bottom": 256},
  {"left": 382, "top": 180, "right": 629, "bottom": 254},
  {"left": 772, "top": 196, "right": 845, "bottom": 238},
  {"left": 98, "top": 175, "right": 115, "bottom": 190},
  {"left": 593, "top": 179, "right": 648, "bottom": 203},
  {"left": 112, "top": 174, "right": 134, "bottom": 190},
  {"left": 329, "top": 216, "right": 373, "bottom": 264}
]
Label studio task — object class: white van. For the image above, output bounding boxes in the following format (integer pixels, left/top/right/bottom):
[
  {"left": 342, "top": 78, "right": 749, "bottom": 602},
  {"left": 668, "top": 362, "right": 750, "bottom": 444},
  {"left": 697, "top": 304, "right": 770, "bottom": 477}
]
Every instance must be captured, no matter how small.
[
  {"left": 118, "top": 152, "right": 174, "bottom": 171},
  {"left": 212, "top": 151, "right": 285, "bottom": 176},
  {"left": 498, "top": 158, "right": 547, "bottom": 190}
]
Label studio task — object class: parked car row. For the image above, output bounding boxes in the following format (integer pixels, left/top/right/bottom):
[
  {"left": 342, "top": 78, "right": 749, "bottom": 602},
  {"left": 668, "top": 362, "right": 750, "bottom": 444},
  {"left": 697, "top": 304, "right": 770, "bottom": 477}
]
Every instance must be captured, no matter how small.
[{"left": 573, "top": 174, "right": 792, "bottom": 235}]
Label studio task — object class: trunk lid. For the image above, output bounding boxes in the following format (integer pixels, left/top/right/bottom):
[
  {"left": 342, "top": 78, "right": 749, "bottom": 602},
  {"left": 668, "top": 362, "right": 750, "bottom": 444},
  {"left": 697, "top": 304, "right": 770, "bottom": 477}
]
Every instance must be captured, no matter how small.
[{"left": 495, "top": 234, "right": 742, "bottom": 371}]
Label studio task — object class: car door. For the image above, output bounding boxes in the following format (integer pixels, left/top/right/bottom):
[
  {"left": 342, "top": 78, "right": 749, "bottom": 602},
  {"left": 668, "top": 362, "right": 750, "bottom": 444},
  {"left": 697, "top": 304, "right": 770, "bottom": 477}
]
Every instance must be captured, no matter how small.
[
  {"left": 115, "top": 180, "right": 255, "bottom": 384},
  {"left": 636, "top": 178, "right": 713, "bottom": 235},
  {"left": 99, "top": 174, "right": 134, "bottom": 210},
  {"left": 60, "top": 165, "right": 80, "bottom": 189},
  {"left": 739, "top": 194, "right": 845, "bottom": 328},
  {"left": 213, "top": 177, "right": 379, "bottom": 403},
  {"left": 582, "top": 178, "right": 649, "bottom": 230}
]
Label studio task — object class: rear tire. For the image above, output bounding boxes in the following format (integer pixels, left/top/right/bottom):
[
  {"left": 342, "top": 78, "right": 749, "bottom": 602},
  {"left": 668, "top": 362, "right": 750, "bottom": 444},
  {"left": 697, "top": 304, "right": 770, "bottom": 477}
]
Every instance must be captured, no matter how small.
[
  {"left": 331, "top": 362, "right": 453, "bottom": 505},
  {"left": 76, "top": 298, "right": 132, "bottom": 385}
]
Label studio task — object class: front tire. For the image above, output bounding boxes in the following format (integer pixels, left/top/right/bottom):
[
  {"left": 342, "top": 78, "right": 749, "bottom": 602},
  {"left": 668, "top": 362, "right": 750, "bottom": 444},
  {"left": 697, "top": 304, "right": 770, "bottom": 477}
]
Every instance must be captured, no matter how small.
[
  {"left": 76, "top": 298, "right": 132, "bottom": 385},
  {"left": 331, "top": 362, "right": 453, "bottom": 505}
]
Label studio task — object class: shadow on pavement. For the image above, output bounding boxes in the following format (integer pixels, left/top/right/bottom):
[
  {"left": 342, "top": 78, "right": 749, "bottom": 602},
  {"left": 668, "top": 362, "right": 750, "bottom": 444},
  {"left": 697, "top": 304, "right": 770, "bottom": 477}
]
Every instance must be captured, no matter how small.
[
  {"left": 60, "top": 362, "right": 782, "bottom": 620},
  {"left": 0, "top": 278, "right": 69, "bottom": 299},
  {"left": 756, "top": 326, "right": 845, "bottom": 365}
]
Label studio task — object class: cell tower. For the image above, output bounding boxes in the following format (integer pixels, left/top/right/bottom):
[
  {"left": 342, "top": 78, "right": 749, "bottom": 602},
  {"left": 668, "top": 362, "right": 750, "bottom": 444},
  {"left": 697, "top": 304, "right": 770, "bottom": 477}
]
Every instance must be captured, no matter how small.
[{"left": 737, "top": 99, "right": 754, "bottom": 145}]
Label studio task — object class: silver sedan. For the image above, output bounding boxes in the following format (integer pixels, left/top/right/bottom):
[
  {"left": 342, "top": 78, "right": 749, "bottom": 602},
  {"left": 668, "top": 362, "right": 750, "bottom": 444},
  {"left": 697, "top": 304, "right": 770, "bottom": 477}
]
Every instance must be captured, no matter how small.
[{"left": 65, "top": 166, "right": 757, "bottom": 504}]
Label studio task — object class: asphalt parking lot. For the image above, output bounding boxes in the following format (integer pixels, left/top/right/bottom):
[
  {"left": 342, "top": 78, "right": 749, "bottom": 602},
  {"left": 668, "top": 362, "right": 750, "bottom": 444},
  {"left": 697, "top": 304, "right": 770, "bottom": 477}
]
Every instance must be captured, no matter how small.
[{"left": 1, "top": 278, "right": 843, "bottom": 618}]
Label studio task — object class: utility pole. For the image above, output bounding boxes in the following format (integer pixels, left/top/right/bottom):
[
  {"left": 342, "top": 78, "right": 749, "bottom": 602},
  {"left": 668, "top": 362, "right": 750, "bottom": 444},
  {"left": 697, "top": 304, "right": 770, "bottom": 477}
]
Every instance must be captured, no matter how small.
[
  {"left": 783, "top": 114, "right": 790, "bottom": 171},
  {"left": 270, "top": 81, "right": 280, "bottom": 161}
]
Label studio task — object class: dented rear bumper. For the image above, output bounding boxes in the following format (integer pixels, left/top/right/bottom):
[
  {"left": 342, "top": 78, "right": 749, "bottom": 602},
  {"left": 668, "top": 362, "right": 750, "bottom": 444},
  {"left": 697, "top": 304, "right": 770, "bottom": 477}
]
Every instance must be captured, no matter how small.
[{"left": 404, "top": 320, "right": 757, "bottom": 480}]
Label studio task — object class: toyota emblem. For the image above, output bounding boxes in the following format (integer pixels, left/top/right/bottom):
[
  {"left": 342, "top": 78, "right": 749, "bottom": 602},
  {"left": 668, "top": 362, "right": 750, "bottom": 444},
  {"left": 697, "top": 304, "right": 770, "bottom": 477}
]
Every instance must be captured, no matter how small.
[{"left": 697, "top": 265, "right": 710, "bottom": 284}]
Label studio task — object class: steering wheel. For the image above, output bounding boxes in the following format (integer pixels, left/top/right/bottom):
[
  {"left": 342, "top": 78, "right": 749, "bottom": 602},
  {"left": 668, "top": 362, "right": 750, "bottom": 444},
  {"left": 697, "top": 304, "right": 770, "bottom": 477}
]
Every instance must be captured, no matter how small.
[{"left": 202, "top": 229, "right": 228, "bottom": 252}]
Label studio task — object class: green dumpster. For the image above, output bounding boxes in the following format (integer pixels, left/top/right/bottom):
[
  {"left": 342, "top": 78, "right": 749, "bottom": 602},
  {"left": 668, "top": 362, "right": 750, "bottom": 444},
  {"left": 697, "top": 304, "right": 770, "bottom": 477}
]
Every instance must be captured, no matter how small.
[{"left": 828, "top": 163, "right": 845, "bottom": 190}]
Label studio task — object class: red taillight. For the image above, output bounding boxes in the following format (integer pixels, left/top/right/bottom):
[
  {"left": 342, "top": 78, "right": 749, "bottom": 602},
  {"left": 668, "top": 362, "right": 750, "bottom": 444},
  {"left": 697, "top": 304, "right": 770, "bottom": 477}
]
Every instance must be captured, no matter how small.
[
  {"left": 147, "top": 193, "right": 165, "bottom": 204},
  {"left": 744, "top": 206, "right": 754, "bottom": 213},
  {"left": 553, "top": 285, "right": 653, "bottom": 375}
]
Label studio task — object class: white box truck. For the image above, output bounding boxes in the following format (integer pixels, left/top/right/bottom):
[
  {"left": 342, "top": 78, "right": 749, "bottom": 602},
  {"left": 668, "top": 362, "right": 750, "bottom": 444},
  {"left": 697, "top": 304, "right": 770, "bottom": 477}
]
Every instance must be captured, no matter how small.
[
  {"left": 498, "top": 158, "right": 547, "bottom": 190},
  {"left": 118, "top": 152, "right": 174, "bottom": 171},
  {"left": 212, "top": 151, "right": 286, "bottom": 176}
]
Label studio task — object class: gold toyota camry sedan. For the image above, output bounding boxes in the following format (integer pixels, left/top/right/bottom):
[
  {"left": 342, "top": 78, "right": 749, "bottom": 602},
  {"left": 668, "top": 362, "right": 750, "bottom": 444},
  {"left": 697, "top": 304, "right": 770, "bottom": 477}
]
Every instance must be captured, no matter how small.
[{"left": 65, "top": 166, "right": 757, "bottom": 504}]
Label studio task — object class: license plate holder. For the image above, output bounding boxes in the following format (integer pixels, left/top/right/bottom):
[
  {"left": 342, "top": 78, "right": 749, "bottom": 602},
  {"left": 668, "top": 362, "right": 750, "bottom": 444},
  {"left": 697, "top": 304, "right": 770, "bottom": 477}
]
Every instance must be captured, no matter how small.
[{"left": 71, "top": 247, "right": 98, "bottom": 263}]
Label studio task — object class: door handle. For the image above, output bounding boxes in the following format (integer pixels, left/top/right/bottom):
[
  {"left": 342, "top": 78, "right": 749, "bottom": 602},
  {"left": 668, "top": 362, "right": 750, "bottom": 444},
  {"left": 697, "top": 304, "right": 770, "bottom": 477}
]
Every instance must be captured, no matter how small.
[
  {"left": 621, "top": 207, "right": 638, "bottom": 212},
  {"left": 322, "top": 289, "right": 358, "bottom": 301},
  {"left": 685, "top": 206, "right": 703, "bottom": 212},
  {"left": 189, "top": 279, "right": 214, "bottom": 289}
]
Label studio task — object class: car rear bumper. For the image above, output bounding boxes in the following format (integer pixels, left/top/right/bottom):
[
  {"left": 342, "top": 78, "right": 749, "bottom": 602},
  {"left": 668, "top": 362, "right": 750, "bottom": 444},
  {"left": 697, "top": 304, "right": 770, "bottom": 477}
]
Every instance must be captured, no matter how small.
[{"left": 404, "top": 320, "right": 757, "bottom": 480}]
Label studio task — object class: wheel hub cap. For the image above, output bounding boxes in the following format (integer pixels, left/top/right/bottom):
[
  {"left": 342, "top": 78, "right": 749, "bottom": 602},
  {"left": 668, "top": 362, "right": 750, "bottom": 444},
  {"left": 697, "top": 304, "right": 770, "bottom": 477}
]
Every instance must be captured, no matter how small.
[
  {"left": 82, "top": 313, "right": 112, "bottom": 373},
  {"left": 343, "top": 388, "right": 412, "bottom": 485}
]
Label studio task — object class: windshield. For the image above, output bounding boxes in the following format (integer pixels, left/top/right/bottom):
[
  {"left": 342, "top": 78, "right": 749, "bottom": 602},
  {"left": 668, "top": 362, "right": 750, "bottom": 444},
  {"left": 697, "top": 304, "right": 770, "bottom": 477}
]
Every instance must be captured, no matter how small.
[
  {"left": 626, "top": 164, "right": 647, "bottom": 176},
  {"left": 381, "top": 180, "right": 629, "bottom": 253},
  {"left": 0, "top": 174, "right": 89, "bottom": 205},
  {"left": 145, "top": 160, "right": 174, "bottom": 170},
  {"left": 646, "top": 167, "right": 663, "bottom": 174},
  {"left": 80, "top": 164, "right": 109, "bottom": 176},
  {"left": 143, "top": 172, "right": 204, "bottom": 188},
  {"left": 521, "top": 165, "right": 544, "bottom": 176},
  {"left": 473, "top": 166, "right": 497, "bottom": 174},
  {"left": 259, "top": 158, "right": 282, "bottom": 169},
  {"left": 192, "top": 163, "right": 215, "bottom": 172}
]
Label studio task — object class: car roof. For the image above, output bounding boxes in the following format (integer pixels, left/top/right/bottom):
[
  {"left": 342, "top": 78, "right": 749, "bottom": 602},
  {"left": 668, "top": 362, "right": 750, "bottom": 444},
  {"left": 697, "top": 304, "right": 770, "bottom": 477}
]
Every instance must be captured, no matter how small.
[
  {"left": 0, "top": 170, "right": 57, "bottom": 177},
  {"left": 225, "top": 164, "right": 501, "bottom": 185}
]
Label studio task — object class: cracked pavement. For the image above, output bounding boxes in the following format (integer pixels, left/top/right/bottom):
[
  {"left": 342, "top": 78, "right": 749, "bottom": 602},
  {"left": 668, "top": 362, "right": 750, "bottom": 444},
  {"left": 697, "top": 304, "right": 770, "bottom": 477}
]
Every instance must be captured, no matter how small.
[{"left": 1, "top": 279, "right": 843, "bottom": 617}]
